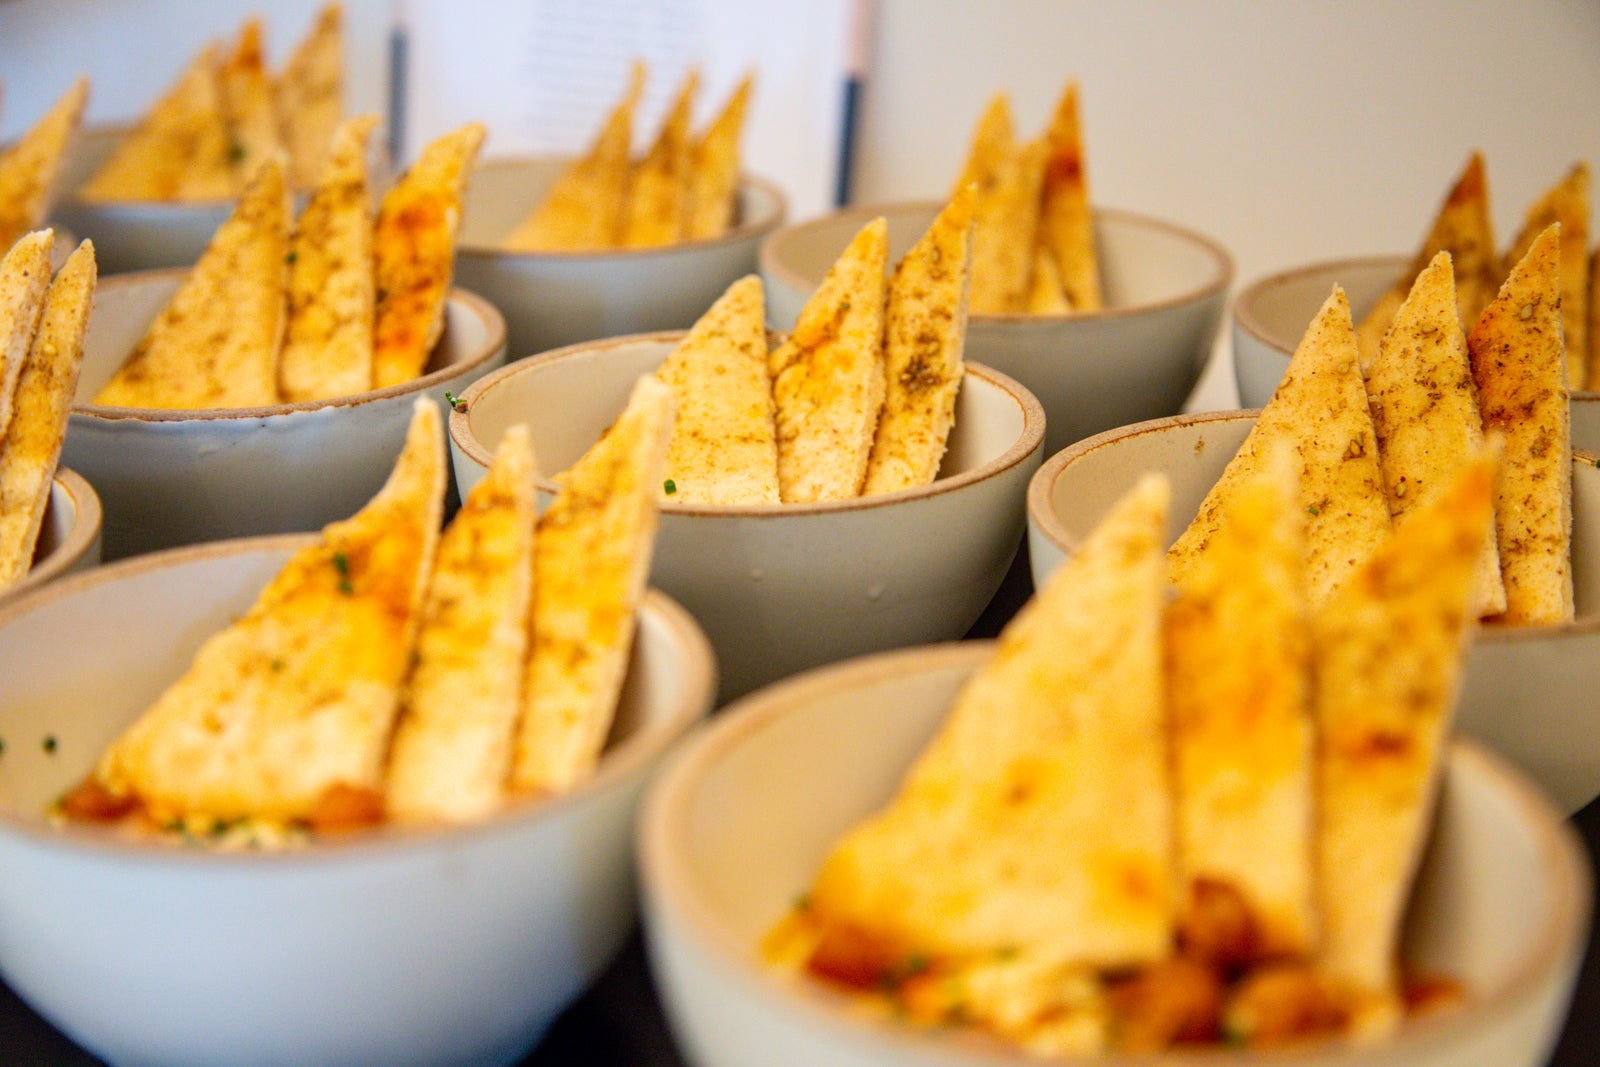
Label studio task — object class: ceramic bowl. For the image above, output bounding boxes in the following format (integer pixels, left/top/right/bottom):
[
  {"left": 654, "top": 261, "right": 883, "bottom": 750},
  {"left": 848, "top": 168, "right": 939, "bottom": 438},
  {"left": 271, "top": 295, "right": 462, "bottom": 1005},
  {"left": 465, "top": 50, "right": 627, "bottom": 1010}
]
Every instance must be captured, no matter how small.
[
  {"left": 62, "top": 269, "right": 506, "bottom": 560},
  {"left": 455, "top": 156, "right": 787, "bottom": 360},
  {"left": 639, "top": 642, "right": 1591, "bottom": 1067},
  {"left": 761, "top": 202, "right": 1232, "bottom": 456},
  {"left": 0, "top": 467, "right": 102, "bottom": 609},
  {"left": 1028, "top": 410, "right": 1600, "bottom": 814},
  {"left": 449, "top": 332, "right": 1044, "bottom": 701},
  {"left": 0, "top": 534, "right": 716, "bottom": 1067}
]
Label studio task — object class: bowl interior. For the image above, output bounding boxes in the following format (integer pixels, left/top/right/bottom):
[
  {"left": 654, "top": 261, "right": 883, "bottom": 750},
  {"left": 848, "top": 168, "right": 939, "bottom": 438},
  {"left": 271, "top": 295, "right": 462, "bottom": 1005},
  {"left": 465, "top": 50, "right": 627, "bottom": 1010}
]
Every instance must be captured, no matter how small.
[{"left": 1235, "top": 257, "right": 1405, "bottom": 358}]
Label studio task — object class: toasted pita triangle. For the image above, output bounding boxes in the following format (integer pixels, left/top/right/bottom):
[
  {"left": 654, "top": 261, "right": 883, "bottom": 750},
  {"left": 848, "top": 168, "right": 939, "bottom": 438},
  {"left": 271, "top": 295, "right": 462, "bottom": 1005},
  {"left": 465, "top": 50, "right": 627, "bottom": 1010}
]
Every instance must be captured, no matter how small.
[
  {"left": 1469, "top": 225, "right": 1572, "bottom": 624},
  {"left": 1170, "top": 287, "right": 1391, "bottom": 606},
  {"left": 654, "top": 275, "right": 779, "bottom": 505},
  {"left": 0, "top": 79, "right": 87, "bottom": 250},
  {"left": 1591, "top": 242, "right": 1600, "bottom": 391},
  {"left": 371, "top": 122, "right": 484, "bottom": 388},
  {"left": 968, "top": 134, "right": 1047, "bottom": 315},
  {"left": 770, "top": 217, "right": 889, "bottom": 502},
  {"left": 863, "top": 187, "right": 973, "bottom": 495},
  {"left": 0, "top": 231, "right": 53, "bottom": 441},
  {"left": 94, "top": 400, "right": 446, "bottom": 824},
  {"left": 1365, "top": 252, "right": 1504, "bottom": 616},
  {"left": 94, "top": 159, "right": 290, "bottom": 409},
  {"left": 1025, "top": 244, "right": 1072, "bottom": 315},
  {"left": 1506, "top": 163, "right": 1589, "bottom": 389},
  {"left": 502, "top": 62, "right": 643, "bottom": 252},
  {"left": 276, "top": 2, "right": 345, "bottom": 190},
  {"left": 684, "top": 73, "right": 752, "bottom": 240},
  {"left": 806, "top": 474, "right": 1172, "bottom": 971},
  {"left": 1313, "top": 444, "right": 1497, "bottom": 999},
  {"left": 511, "top": 375, "right": 673, "bottom": 796},
  {"left": 386, "top": 423, "right": 538, "bottom": 824},
  {"left": 0, "top": 240, "right": 94, "bottom": 590},
  {"left": 1355, "top": 153, "right": 1499, "bottom": 369},
  {"left": 620, "top": 68, "right": 700, "bottom": 249},
  {"left": 1167, "top": 446, "right": 1315, "bottom": 960},
  {"left": 279, "top": 114, "right": 378, "bottom": 402},
  {"left": 951, "top": 93, "right": 1014, "bottom": 202},
  {"left": 79, "top": 42, "right": 234, "bottom": 202},
  {"left": 1037, "top": 81, "right": 1100, "bottom": 312},
  {"left": 218, "top": 19, "right": 282, "bottom": 188}
]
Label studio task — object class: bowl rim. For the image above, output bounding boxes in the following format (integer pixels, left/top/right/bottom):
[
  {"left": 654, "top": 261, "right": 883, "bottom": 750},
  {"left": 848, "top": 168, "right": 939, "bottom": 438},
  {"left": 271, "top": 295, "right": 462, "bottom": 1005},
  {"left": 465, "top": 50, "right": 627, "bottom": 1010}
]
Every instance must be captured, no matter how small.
[
  {"left": 0, "top": 466, "right": 101, "bottom": 604},
  {"left": 1232, "top": 254, "right": 1407, "bottom": 359},
  {"left": 759, "top": 200, "right": 1235, "bottom": 325},
  {"left": 1026, "top": 408, "right": 1600, "bottom": 644},
  {"left": 458, "top": 155, "right": 789, "bottom": 261},
  {"left": 451, "top": 330, "right": 1047, "bottom": 518},
  {"left": 0, "top": 531, "right": 717, "bottom": 866},
  {"left": 639, "top": 639, "right": 1593, "bottom": 1067},
  {"left": 70, "top": 271, "right": 507, "bottom": 423}
]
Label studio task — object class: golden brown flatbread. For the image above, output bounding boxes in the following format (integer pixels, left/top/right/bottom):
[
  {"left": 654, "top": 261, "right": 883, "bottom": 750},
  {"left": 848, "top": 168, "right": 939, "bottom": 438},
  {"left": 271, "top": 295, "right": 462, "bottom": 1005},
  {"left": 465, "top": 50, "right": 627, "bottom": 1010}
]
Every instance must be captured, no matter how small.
[
  {"left": 1504, "top": 163, "right": 1588, "bottom": 389},
  {"left": 217, "top": 19, "right": 282, "bottom": 189},
  {"left": 620, "top": 69, "right": 699, "bottom": 249},
  {"left": 968, "top": 134, "right": 1047, "bottom": 315},
  {"left": 0, "top": 231, "right": 53, "bottom": 441},
  {"left": 0, "top": 78, "right": 88, "bottom": 250},
  {"left": 1037, "top": 80, "right": 1100, "bottom": 312},
  {"left": 276, "top": 2, "right": 345, "bottom": 190},
  {"left": 1024, "top": 244, "right": 1072, "bottom": 315},
  {"left": 684, "top": 73, "right": 753, "bottom": 241}
]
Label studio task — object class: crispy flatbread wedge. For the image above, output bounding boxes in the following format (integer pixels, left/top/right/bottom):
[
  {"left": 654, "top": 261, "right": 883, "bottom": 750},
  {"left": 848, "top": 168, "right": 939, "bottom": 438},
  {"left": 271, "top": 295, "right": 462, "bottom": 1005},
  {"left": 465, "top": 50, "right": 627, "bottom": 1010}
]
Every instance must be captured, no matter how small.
[
  {"left": 968, "top": 135, "right": 1047, "bottom": 315},
  {"left": 863, "top": 187, "right": 973, "bottom": 495},
  {"left": 1169, "top": 287, "right": 1391, "bottom": 606},
  {"left": 218, "top": 19, "right": 282, "bottom": 189},
  {"left": 805, "top": 474, "right": 1172, "bottom": 972},
  {"left": 1469, "top": 225, "right": 1572, "bottom": 624},
  {"left": 93, "top": 400, "right": 446, "bottom": 824},
  {"left": 79, "top": 42, "right": 235, "bottom": 202},
  {"left": 1037, "top": 80, "right": 1100, "bottom": 312},
  {"left": 621, "top": 69, "right": 700, "bottom": 249},
  {"left": 371, "top": 122, "right": 485, "bottom": 388},
  {"left": 1355, "top": 153, "right": 1499, "bottom": 370},
  {"left": 1166, "top": 447, "right": 1315, "bottom": 960},
  {"left": 653, "top": 275, "right": 779, "bottom": 505},
  {"left": 511, "top": 375, "right": 673, "bottom": 795},
  {"left": 95, "top": 159, "right": 290, "bottom": 409},
  {"left": 684, "top": 73, "right": 752, "bottom": 240},
  {"left": 1505, "top": 163, "right": 1588, "bottom": 389},
  {"left": 1313, "top": 445, "right": 1497, "bottom": 1000},
  {"left": 386, "top": 424, "right": 537, "bottom": 824},
  {"left": 279, "top": 114, "right": 378, "bottom": 402},
  {"left": 502, "top": 62, "right": 643, "bottom": 252},
  {"left": 0, "top": 241, "right": 94, "bottom": 589},
  {"left": 276, "top": 2, "right": 345, "bottom": 190},
  {"left": 1592, "top": 242, "right": 1600, "bottom": 391},
  {"left": 770, "top": 217, "right": 888, "bottom": 502},
  {"left": 952, "top": 93, "right": 1014, "bottom": 202},
  {"left": 1365, "top": 252, "right": 1504, "bottom": 616},
  {"left": 1025, "top": 245, "right": 1072, "bottom": 315},
  {"left": 0, "top": 231, "right": 53, "bottom": 442},
  {"left": 0, "top": 78, "right": 87, "bottom": 250}
]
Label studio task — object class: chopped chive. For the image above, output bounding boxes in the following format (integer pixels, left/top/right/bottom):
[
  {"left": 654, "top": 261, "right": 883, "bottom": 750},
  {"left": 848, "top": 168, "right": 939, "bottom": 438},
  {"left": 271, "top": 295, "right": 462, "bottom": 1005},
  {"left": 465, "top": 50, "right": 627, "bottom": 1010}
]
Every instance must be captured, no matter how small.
[{"left": 663, "top": 478, "right": 678, "bottom": 495}]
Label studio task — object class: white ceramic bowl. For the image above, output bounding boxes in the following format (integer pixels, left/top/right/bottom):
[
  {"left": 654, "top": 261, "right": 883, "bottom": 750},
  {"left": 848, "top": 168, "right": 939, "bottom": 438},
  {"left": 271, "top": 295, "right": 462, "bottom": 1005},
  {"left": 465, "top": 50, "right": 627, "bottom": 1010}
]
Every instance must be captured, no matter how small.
[
  {"left": 640, "top": 642, "right": 1591, "bottom": 1067},
  {"left": 761, "top": 202, "right": 1232, "bottom": 457},
  {"left": 0, "top": 534, "right": 716, "bottom": 1067},
  {"left": 455, "top": 156, "right": 788, "bottom": 360},
  {"left": 62, "top": 269, "right": 506, "bottom": 560},
  {"left": 0, "top": 467, "right": 102, "bottom": 609},
  {"left": 449, "top": 332, "right": 1044, "bottom": 701},
  {"left": 1028, "top": 410, "right": 1600, "bottom": 814}
]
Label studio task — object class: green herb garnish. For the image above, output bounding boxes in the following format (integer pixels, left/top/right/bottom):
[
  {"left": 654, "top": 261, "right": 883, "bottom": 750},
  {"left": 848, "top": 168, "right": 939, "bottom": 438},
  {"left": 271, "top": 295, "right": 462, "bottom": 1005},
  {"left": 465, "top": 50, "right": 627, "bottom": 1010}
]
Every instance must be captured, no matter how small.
[
  {"left": 285, "top": 250, "right": 298, "bottom": 265},
  {"left": 664, "top": 478, "right": 678, "bottom": 495},
  {"left": 227, "top": 140, "right": 246, "bottom": 163},
  {"left": 332, "top": 552, "right": 354, "bottom": 595},
  {"left": 42, "top": 735, "right": 57, "bottom": 754},
  {"left": 445, "top": 390, "right": 467, "bottom": 413},
  {"left": 1308, "top": 505, "right": 1320, "bottom": 516}
]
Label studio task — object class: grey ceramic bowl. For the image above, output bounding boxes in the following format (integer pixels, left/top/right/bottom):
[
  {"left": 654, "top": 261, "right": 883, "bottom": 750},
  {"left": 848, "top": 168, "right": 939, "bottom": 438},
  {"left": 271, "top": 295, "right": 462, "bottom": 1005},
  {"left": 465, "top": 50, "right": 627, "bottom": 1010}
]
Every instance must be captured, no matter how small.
[
  {"left": 63, "top": 269, "right": 506, "bottom": 560},
  {"left": 0, "top": 467, "right": 101, "bottom": 609},
  {"left": 640, "top": 642, "right": 1591, "bottom": 1067},
  {"left": 1029, "top": 410, "right": 1600, "bottom": 814},
  {"left": 455, "top": 156, "right": 787, "bottom": 361},
  {"left": 0, "top": 534, "right": 716, "bottom": 1067},
  {"left": 761, "top": 202, "right": 1232, "bottom": 457}
]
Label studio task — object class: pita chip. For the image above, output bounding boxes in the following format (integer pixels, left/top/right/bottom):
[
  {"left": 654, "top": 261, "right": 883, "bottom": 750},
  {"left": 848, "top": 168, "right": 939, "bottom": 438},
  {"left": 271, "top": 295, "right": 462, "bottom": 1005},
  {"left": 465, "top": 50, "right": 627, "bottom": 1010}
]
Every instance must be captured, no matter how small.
[
  {"left": 511, "top": 375, "right": 673, "bottom": 796},
  {"left": 1469, "top": 224, "right": 1572, "bottom": 625},
  {"left": 218, "top": 18, "right": 283, "bottom": 188},
  {"left": 502, "top": 62, "right": 642, "bottom": 252},
  {"left": 279, "top": 114, "right": 378, "bottom": 402},
  {"left": 371, "top": 122, "right": 485, "bottom": 388},
  {"left": 0, "top": 240, "right": 94, "bottom": 590},
  {"left": 968, "top": 134, "right": 1047, "bottom": 315},
  {"left": 804, "top": 474, "right": 1172, "bottom": 974},
  {"left": 684, "top": 73, "right": 752, "bottom": 241},
  {"left": 1313, "top": 445, "right": 1497, "bottom": 1001},
  {"left": 653, "top": 274, "right": 779, "bottom": 505},
  {"left": 952, "top": 93, "right": 1014, "bottom": 201},
  {"left": 1365, "top": 252, "right": 1505, "bottom": 617},
  {"left": 1591, "top": 242, "right": 1600, "bottom": 391},
  {"left": 386, "top": 424, "right": 537, "bottom": 824},
  {"left": 0, "top": 231, "right": 53, "bottom": 441},
  {"left": 621, "top": 68, "right": 700, "bottom": 249},
  {"left": 770, "top": 216, "right": 889, "bottom": 502},
  {"left": 1024, "top": 245, "right": 1072, "bottom": 315},
  {"left": 0, "top": 78, "right": 87, "bottom": 250},
  {"left": 92, "top": 400, "right": 446, "bottom": 825},
  {"left": 1505, "top": 163, "right": 1588, "bottom": 388},
  {"left": 95, "top": 158, "right": 290, "bottom": 409},
  {"left": 864, "top": 187, "right": 973, "bottom": 495},
  {"left": 1169, "top": 287, "right": 1391, "bottom": 606},
  {"left": 276, "top": 2, "right": 345, "bottom": 190},
  {"left": 1037, "top": 81, "right": 1100, "bottom": 312}
]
